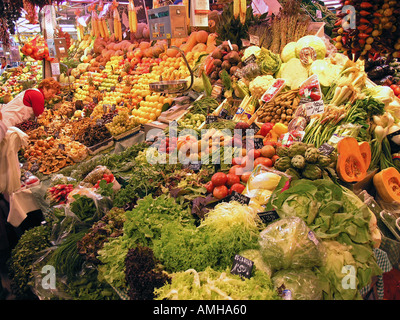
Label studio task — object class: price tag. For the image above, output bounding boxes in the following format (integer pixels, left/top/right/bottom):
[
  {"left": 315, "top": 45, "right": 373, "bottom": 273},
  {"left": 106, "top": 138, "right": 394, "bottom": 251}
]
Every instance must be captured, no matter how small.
[
  {"left": 316, "top": 9, "right": 323, "bottom": 19},
  {"left": 253, "top": 137, "right": 264, "bottom": 150},
  {"left": 231, "top": 254, "right": 253, "bottom": 279},
  {"left": 248, "top": 122, "right": 260, "bottom": 134},
  {"left": 50, "top": 63, "right": 60, "bottom": 76},
  {"left": 243, "top": 54, "right": 257, "bottom": 66},
  {"left": 257, "top": 210, "right": 280, "bottom": 225},
  {"left": 110, "top": 86, "right": 116, "bottom": 92},
  {"left": 229, "top": 191, "right": 251, "bottom": 205},
  {"left": 219, "top": 108, "right": 229, "bottom": 119},
  {"left": 304, "top": 100, "right": 324, "bottom": 116},
  {"left": 249, "top": 34, "right": 260, "bottom": 46},
  {"left": 318, "top": 142, "right": 335, "bottom": 156},
  {"left": 206, "top": 115, "right": 219, "bottom": 124},
  {"left": 185, "top": 162, "right": 202, "bottom": 172}
]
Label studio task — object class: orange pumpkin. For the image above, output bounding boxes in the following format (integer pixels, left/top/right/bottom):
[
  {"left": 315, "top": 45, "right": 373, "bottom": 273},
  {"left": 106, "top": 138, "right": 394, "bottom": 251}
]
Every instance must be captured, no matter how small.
[
  {"left": 373, "top": 167, "right": 400, "bottom": 202},
  {"left": 336, "top": 137, "right": 367, "bottom": 182},
  {"left": 358, "top": 141, "right": 371, "bottom": 170}
]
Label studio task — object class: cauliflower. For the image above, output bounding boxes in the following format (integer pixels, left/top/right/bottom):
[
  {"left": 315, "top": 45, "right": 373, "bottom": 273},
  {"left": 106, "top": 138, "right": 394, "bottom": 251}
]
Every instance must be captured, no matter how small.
[{"left": 249, "top": 75, "right": 275, "bottom": 99}]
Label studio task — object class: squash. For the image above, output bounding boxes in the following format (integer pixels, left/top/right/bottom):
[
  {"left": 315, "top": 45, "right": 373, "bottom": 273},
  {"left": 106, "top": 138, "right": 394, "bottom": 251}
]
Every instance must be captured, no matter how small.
[
  {"left": 182, "top": 31, "right": 198, "bottom": 53},
  {"left": 336, "top": 137, "right": 367, "bottom": 182},
  {"left": 192, "top": 43, "right": 207, "bottom": 53},
  {"left": 373, "top": 167, "right": 400, "bottom": 203},
  {"left": 358, "top": 141, "right": 371, "bottom": 170},
  {"left": 166, "top": 47, "right": 180, "bottom": 57},
  {"left": 195, "top": 30, "right": 208, "bottom": 43},
  {"left": 139, "top": 41, "right": 151, "bottom": 50}
]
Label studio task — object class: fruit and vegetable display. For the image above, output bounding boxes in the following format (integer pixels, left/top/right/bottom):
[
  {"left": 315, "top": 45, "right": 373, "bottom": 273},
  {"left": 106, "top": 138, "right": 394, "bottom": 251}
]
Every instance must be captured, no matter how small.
[{"left": 3, "top": 0, "right": 400, "bottom": 302}]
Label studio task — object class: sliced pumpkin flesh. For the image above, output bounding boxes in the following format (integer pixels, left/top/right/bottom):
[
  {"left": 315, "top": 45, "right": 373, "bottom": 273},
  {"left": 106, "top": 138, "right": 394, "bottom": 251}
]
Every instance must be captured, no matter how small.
[{"left": 345, "top": 156, "right": 363, "bottom": 179}]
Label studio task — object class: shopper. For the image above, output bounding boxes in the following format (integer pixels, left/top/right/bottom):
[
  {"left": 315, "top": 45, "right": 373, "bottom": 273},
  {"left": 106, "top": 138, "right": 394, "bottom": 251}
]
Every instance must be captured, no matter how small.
[
  {"left": 0, "top": 57, "right": 7, "bottom": 76},
  {"left": 0, "top": 77, "right": 60, "bottom": 142}
]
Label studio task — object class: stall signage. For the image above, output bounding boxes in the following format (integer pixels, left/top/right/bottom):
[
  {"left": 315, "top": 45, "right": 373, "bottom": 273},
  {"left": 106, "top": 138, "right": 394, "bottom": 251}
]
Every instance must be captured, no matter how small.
[
  {"left": 304, "top": 100, "right": 324, "bottom": 116},
  {"left": 231, "top": 254, "right": 253, "bottom": 279}
]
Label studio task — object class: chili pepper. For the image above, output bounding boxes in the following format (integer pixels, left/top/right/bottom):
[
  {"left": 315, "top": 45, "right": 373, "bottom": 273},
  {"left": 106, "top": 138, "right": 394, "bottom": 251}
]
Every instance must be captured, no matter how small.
[
  {"left": 358, "top": 33, "right": 370, "bottom": 39},
  {"left": 373, "top": 12, "right": 383, "bottom": 17},
  {"left": 357, "top": 24, "right": 369, "bottom": 31},
  {"left": 359, "top": 18, "right": 370, "bottom": 24},
  {"left": 365, "top": 27, "right": 373, "bottom": 34},
  {"left": 358, "top": 38, "right": 366, "bottom": 46},
  {"left": 372, "top": 18, "right": 380, "bottom": 24},
  {"left": 342, "top": 35, "right": 348, "bottom": 45},
  {"left": 360, "top": 2, "right": 373, "bottom": 9},
  {"left": 360, "top": 10, "right": 371, "bottom": 16},
  {"left": 335, "top": 19, "right": 343, "bottom": 26}
]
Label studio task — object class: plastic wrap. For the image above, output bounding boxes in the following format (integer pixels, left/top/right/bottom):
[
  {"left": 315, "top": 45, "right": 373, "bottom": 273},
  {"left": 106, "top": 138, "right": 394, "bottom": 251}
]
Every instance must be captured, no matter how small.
[
  {"left": 242, "top": 165, "right": 291, "bottom": 208},
  {"left": 79, "top": 165, "right": 112, "bottom": 187},
  {"left": 259, "top": 217, "right": 325, "bottom": 272},
  {"left": 272, "top": 268, "right": 323, "bottom": 300}
]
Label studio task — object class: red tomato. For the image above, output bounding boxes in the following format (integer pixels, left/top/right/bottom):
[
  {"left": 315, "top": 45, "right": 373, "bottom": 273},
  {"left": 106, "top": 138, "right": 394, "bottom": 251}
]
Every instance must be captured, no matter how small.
[
  {"left": 241, "top": 172, "right": 252, "bottom": 183},
  {"left": 204, "top": 181, "right": 214, "bottom": 193},
  {"left": 395, "top": 87, "right": 400, "bottom": 96},
  {"left": 213, "top": 185, "right": 229, "bottom": 199},
  {"left": 230, "top": 183, "right": 245, "bottom": 194},
  {"left": 211, "top": 172, "right": 228, "bottom": 187},
  {"left": 254, "top": 157, "right": 273, "bottom": 168},
  {"left": 261, "top": 145, "right": 276, "bottom": 158},
  {"left": 247, "top": 149, "right": 261, "bottom": 160},
  {"left": 271, "top": 154, "right": 280, "bottom": 165},
  {"left": 390, "top": 84, "right": 398, "bottom": 91},
  {"left": 229, "top": 165, "right": 244, "bottom": 177},
  {"left": 232, "top": 157, "right": 243, "bottom": 166},
  {"left": 226, "top": 173, "right": 240, "bottom": 187}
]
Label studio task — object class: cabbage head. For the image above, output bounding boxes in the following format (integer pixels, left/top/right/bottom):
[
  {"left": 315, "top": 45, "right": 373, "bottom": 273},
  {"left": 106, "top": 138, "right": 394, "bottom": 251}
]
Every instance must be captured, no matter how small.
[
  {"left": 295, "top": 35, "right": 327, "bottom": 60},
  {"left": 281, "top": 42, "right": 297, "bottom": 63}
]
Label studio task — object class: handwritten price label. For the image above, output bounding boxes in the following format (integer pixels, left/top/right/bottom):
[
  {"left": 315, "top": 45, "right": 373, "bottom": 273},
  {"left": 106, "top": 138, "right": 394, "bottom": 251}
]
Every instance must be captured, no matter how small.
[{"left": 305, "top": 100, "right": 324, "bottom": 116}]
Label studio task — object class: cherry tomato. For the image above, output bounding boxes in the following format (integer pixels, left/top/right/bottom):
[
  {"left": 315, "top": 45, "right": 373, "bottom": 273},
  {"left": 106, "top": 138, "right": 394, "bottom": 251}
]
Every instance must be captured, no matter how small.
[
  {"left": 204, "top": 181, "right": 214, "bottom": 193},
  {"left": 226, "top": 173, "right": 240, "bottom": 187},
  {"left": 211, "top": 172, "right": 228, "bottom": 187},
  {"left": 230, "top": 183, "right": 245, "bottom": 194},
  {"left": 213, "top": 185, "right": 229, "bottom": 199},
  {"left": 394, "top": 87, "right": 400, "bottom": 96}
]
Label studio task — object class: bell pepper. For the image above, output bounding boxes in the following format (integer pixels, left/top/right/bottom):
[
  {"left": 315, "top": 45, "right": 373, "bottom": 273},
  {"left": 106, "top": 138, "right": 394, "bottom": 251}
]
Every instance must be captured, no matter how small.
[{"left": 259, "top": 122, "right": 274, "bottom": 136}]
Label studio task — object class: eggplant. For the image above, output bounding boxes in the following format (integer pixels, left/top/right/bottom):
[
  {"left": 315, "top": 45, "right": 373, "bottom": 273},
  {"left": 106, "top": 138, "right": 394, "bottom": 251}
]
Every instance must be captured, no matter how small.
[
  {"left": 368, "top": 64, "right": 391, "bottom": 80},
  {"left": 375, "top": 75, "right": 394, "bottom": 86},
  {"left": 364, "top": 57, "right": 386, "bottom": 72}
]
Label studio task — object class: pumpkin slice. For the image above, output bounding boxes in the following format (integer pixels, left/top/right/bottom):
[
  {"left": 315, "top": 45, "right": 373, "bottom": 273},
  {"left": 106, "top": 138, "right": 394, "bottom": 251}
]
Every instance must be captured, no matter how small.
[
  {"left": 336, "top": 137, "right": 367, "bottom": 182},
  {"left": 358, "top": 141, "right": 371, "bottom": 170},
  {"left": 373, "top": 167, "right": 400, "bottom": 203}
]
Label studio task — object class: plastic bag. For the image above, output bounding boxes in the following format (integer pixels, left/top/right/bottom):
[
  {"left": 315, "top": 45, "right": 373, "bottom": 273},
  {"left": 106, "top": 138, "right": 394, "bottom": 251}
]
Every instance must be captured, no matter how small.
[
  {"left": 259, "top": 217, "right": 325, "bottom": 272},
  {"left": 79, "top": 165, "right": 112, "bottom": 187},
  {"left": 243, "top": 165, "right": 291, "bottom": 208},
  {"left": 272, "top": 268, "right": 323, "bottom": 300}
]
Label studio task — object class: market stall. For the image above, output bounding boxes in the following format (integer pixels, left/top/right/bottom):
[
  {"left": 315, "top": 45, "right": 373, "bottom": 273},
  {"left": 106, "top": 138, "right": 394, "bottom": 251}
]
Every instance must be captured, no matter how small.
[{"left": 1, "top": 0, "right": 400, "bottom": 301}]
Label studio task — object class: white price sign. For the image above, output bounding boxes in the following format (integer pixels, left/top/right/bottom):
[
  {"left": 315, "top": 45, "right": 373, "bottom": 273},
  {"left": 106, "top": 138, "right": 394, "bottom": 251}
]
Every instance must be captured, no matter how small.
[{"left": 305, "top": 100, "right": 324, "bottom": 116}]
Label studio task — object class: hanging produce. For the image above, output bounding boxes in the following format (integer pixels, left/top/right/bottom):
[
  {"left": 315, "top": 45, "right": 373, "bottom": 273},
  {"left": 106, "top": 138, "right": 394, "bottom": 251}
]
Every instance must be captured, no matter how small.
[
  {"left": 333, "top": 0, "right": 400, "bottom": 61},
  {"left": 128, "top": 0, "right": 137, "bottom": 34}
]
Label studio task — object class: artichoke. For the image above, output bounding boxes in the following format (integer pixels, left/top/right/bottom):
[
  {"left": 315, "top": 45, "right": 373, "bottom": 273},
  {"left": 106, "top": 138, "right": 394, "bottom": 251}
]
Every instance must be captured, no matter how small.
[
  {"left": 304, "top": 147, "right": 320, "bottom": 163},
  {"left": 288, "top": 142, "right": 308, "bottom": 158},
  {"left": 291, "top": 155, "right": 306, "bottom": 170},
  {"left": 301, "top": 164, "right": 323, "bottom": 180},
  {"left": 274, "top": 156, "right": 292, "bottom": 171},
  {"left": 285, "top": 168, "right": 301, "bottom": 180},
  {"left": 276, "top": 146, "right": 289, "bottom": 157},
  {"left": 317, "top": 155, "right": 332, "bottom": 167}
]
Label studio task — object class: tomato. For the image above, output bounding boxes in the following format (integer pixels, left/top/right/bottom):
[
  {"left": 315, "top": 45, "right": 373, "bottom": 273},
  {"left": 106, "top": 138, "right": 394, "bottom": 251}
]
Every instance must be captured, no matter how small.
[
  {"left": 226, "top": 173, "right": 240, "bottom": 187},
  {"left": 232, "top": 157, "right": 243, "bottom": 166},
  {"left": 211, "top": 172, "right": 228, "bottom": 187},
  {"left": 395, "top": 87, "right": 400, "bottom": 96},
  {"left": 230, "top": 183, "right": 245, "bottom": 194},
  {"left": 213, "top": 185, "right": 229, "bottom": 199},
  {"left": 271, "top": 154, "right": 280, "bottom": 165},
  {"left": 261, "top": 145, "right": 276, "bottom": 158},
  {"left": 254, "top": 157, "right": 273, "bottom": 168},
  {"left": 241, "top": 172, "right": 252, "bottom": 183},
  {"left": 204, "top": 181, "right": 214, "bottom": 193},
  {"left": 229, "top": 165, "right": 244, "bottom": 177},
  {"left": 247, "top": 149, "right": 261, "bottom": 160}
]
